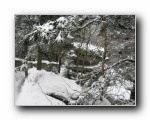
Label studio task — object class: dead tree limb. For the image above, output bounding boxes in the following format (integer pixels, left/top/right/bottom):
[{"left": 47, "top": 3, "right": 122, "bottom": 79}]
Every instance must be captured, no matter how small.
[
  {"left": 47, "top": 93, "right": 69, "bottom": 105},
  {"left": 89, "top": 58, "right": 135, "bottom": 80},
  {"left": 36, "top": 82, "right": 52, "bottom": 105},
  {"left": 105, "top": 58, "right": 135, "bottom": 71},
  {"left": 71, "top": 18, "right": 101, "bottom": 32}
]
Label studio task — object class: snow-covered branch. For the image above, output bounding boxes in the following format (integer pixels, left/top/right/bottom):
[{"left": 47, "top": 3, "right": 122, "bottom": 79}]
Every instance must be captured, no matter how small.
[
  {"left": 72, "top": 18, "right": 101, "bottom": 32},
  {"left": 105, "top": 58, "right": 135, "bottom": 71}
]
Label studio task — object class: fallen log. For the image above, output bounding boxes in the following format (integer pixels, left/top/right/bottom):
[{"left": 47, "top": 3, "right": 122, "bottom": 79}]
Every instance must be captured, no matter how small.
[{"left": 47, "top": 93, "right": 69, "bottom": 105}]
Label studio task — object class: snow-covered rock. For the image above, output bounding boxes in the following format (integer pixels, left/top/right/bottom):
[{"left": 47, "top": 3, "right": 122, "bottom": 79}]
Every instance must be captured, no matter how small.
[
  {"left": 106, "top": 86, "right": 131, "bottom": 100},
  {"left": 15, "top": 68, "right": 81, "bottom": 106},
  {"left": 71, "top": 92, "right": 80, "bottom": 100}
]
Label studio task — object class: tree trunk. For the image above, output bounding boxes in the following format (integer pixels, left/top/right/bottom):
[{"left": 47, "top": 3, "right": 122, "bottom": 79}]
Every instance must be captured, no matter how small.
[
  {"left": 105, "top": 58, "right": 135, "bottom": 71},
  {"left": 102, "top": 23, "right": 107, "bottom": 78},
  {"left": 58, "top": 56, "right": 62, "bottom": 73},
  {"left": 37, "top": 46, "right": 42, "bottom": 70},
  {"left": 25, "top": 69, "right": 28, "bottom": 77},
  {"left": 76, "top": 40, "right": 84, "bottom": 81}
]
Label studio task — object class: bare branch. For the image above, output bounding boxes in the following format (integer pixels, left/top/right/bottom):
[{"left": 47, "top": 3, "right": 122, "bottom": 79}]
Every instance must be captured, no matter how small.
[
  {"left": 105, "top": 58, "right": 135, "bottom": 71},
  {"left": 36, "top": 82, "right": 52, "bottom": 105},
  {"left": 72, "top": 18, "right": 101, "bottom": 32}
]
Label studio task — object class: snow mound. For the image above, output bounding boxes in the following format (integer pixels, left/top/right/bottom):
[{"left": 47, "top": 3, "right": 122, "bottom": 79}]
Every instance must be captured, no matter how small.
[
  {"left": 106, "top": 86, "right": 131, "bottom": 100},
  {"left": 16, "top": 68, "right": 81, "bottom": 106}
]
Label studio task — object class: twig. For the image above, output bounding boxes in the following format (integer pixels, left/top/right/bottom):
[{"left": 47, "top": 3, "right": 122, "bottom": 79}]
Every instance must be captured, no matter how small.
[
  {"left": 71, "top": 18, "right": 100, "bottom": 32},
  {"left": 36, "top": 82, "right": 52, "bottom": 105},
  {"left": 105, "top": 58, "right": 135, "bottom": 71},
  {"left": 60, "top": 76, "right": 79, "bottom": 92}
]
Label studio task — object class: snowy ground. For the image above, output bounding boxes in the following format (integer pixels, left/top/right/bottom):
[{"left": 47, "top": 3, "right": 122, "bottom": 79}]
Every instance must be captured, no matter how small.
[
  {"left": 15, "top": 71, "right": 25, "bottom": 100},
  {"left": 15, "top": 68, "right": 81, "bottom": 106},
  {"left": 15, "top": 65, "right": 134, "bottom": 105}
]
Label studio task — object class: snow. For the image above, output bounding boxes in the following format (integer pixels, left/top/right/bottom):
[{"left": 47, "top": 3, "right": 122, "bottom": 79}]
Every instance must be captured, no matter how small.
[
  {"left": 36, "top": 21, "right": 54, "bottom": 33},
  {"left": 15, "top": 71, "right": 25, "bottom": 100},
  {"left": 15, "top": 68, "right": 81, "bottom": 106},
  {"left": 15, "top": 58, "right": 24, "bottom": 61},
  {"left": 60, "top": 65, "right": 66, "bottom": 76},
  {"left": 115, "top": 79, "right": 134, "bottom": 90},
  {"left": 106, "top": 68, "right": 134, "bottom": 90},
  {"left": 28, "top": 60, "right": 58, "bottom": 65},
  {"left": 55, "top": 31, "right": 64, "bottom": 42},
  {"left": 42, "top": 60, "right": 58, "bottom": 64},
  {"left": 105, "top": 57, "right": 109, "bottom": 60},
  {"left": 106, "top": 86, "right": 131, "bottom": 100},
  {"left": 72, "top": 42, "right": 104, "bottom": 52},
  {"left": 43, "top": 22, "right": 54, "bottom": 31},
  {"left": 16, "top": 79, "right": 66, "bottom": 106},
  {"left": 28, "top": 21, "right": 55, "bottom": 40},
  {"left": 67, "top": 50, "right": 77, "bottom": 58},
  {"left": 56, "top": 17, "right": 68, "bottom": 28},
  {"left": 71, "top": 61, "right": 102, "bottom": 69},
  {"left": 56, "top": 17, "right": 66, "bottom": 22},
  {"left": 20, "top": 63, "right": 28, "bottom": 71},
  {"left": 28, "top": 61, "right": 37, "bottom": 64},
  {"left": 67, "top": 32, "right": 74, "bottom": 39},
  {"left": 105, "top": 68, "right": 133, "bottom": 100},
  {"left": 70, "top": 53, "right": 77, "bottom": 57}
]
